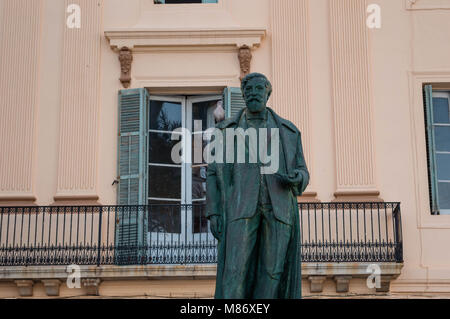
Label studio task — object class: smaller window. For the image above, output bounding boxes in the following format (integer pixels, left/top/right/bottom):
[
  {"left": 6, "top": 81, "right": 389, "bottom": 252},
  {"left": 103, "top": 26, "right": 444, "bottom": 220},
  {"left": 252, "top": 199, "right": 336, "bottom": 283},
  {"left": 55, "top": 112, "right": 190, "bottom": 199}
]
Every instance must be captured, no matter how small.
[
  {"left": 154, "top": 0, "right": 218, "bottom": 4},
  {"left": 424, "top": 85, "right": 450, "bottom": 215}
]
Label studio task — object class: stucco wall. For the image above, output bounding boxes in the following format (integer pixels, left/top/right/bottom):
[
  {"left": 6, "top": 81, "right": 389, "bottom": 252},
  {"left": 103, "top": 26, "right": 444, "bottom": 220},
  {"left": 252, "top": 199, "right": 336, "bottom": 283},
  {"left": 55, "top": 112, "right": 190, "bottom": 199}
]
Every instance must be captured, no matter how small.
[{"left": 1, "top": 0, "right": 450, "bottom": 295}]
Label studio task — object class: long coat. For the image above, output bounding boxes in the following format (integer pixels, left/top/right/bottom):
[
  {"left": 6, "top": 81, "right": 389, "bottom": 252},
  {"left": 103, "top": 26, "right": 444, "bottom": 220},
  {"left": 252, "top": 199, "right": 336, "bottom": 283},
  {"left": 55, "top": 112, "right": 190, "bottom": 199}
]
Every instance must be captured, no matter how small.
[{"left": 206, "top": 107, "right": 310, "bottom": 299}]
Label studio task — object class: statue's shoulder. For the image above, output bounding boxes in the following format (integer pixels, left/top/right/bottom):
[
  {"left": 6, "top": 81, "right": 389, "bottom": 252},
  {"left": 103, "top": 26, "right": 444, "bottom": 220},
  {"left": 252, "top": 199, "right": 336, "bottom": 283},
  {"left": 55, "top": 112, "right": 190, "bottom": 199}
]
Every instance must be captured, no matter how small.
[
  {"left": 215, "top": 117, "right": 236, "bottom": 130},
  {"left": 280, "top": 118, "right": 300, "bottom": 134},
  {"left": 215, "top": 108, "right": 245, "bottom": 130},
  {"left": 268, "top": 108, "right": 301, "bottom": 134}
]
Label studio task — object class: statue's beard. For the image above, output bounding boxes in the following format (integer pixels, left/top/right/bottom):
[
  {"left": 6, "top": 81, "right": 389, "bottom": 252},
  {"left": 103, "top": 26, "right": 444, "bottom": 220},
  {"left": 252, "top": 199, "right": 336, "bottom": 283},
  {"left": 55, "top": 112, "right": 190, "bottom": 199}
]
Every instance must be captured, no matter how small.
[{"left": 246, "top": 99, "right": 265, "bottom": 113}]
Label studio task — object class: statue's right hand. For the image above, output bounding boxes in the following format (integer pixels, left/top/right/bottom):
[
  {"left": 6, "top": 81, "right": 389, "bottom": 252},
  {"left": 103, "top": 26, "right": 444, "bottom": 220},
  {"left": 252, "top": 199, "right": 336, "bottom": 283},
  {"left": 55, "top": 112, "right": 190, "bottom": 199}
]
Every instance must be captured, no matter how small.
[{"left": 209, "top": 215, "right": 223, "bottom": 240}]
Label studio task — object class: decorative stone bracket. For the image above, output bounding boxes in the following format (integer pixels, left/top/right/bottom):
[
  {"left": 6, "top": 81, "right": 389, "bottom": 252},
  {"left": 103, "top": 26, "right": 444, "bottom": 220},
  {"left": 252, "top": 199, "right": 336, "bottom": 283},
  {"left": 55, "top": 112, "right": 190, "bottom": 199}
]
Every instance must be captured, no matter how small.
[
  {"left": 14, "top": 280, "right": 34, "bottom": 297},
  {"left": 307, "top": 274, "right": 395, "bottom": 294},
  {"left": 12, "top": 278, "right": 100, "bottom": 297},
  {"left": 238, "top": 45, "right": 252, "bottom": 81},
  {"left": 42, "top": 279, "right": 62, "bottom": 296},
  {"left": 334, "top": 275, "right": 352, "bottom": 293},
  {"left": 118, "top": 47, "right": 133, "bottom": 88},
  {"left": 305, "top": 263, "right": 403, "bottom": 294},
  {"left": 82, "top": 278, "right": 101, "bottom": 296},
  {"left": 308, "top": 276, "right": 326, "bottom": 293}
]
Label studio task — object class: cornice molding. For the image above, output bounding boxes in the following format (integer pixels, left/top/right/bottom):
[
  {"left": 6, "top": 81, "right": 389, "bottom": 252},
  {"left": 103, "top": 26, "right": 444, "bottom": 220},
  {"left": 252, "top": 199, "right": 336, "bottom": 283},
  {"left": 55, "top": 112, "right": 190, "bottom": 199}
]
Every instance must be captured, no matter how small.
[
  {"left": 405, "top": 0, "right": 450, "bottom": 10},
  {"left": 0, "top": 194, "right": 36, "bottom": 204},
  {"left": 104, "top": 28, "right": 266, "bottom": 52}
]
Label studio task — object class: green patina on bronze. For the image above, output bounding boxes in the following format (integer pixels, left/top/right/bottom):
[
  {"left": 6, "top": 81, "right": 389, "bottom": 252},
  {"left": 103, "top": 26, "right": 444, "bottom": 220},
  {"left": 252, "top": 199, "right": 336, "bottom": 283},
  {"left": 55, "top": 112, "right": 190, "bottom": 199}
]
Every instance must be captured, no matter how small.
[{"left": 206, "top": 73, "right": 310, "bottom": 299}]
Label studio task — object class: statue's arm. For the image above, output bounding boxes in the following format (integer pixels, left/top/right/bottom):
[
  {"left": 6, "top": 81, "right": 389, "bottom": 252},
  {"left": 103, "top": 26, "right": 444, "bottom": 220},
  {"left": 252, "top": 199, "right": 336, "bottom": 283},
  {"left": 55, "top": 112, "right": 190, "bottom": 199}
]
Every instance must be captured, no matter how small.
[
  {"left": 293, "top": 131, "right": 310, "bottom": 196},
  {"left": 206, "top": 161, "right": 221, "bottom": 218}
]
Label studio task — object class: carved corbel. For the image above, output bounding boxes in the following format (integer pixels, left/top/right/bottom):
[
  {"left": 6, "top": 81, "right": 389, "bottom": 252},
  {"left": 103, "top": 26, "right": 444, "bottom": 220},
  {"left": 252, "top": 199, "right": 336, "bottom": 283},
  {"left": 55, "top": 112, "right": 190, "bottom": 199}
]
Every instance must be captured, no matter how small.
[
  {"left": 41, "top": 279, "right": 62, "bottom": 297},
  {"left": 308, "top": 276, "right": 326, "bottom": 293},
  {"left": 118, "top": 47, "right": 133, "bottom": 88},
  {"left": 334, "top": 275, "right": 352, "bottom": 293},
  {"left": 82, "top": 278, "right": 101, "bottom": 296},
  {"left": 376, "top": 275, "right": 394, "bottom": 293},
  {"left": 238, "top": 45, "right": 252, "bottom": 81},
  {"left": 15, "top": 280, "right": 34, "bottom": 297}
]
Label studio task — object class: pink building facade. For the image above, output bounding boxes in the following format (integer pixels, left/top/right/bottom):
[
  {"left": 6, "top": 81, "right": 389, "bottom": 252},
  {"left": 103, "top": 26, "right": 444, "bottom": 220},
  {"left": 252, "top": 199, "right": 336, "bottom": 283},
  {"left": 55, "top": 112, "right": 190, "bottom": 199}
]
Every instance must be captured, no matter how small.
[{"left": 0, "top": 0, "right": 449, "bottom": 298}]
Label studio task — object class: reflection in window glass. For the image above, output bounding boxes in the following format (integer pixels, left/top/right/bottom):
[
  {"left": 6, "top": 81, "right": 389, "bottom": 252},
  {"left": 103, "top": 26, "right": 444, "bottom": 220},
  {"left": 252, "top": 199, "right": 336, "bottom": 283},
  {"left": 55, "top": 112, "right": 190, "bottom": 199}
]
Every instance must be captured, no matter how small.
[
  {"left": 434, "top": 126, "right": 450, "bottom": 152},
  {"left": 192, "top": 166, "right": 206, "bottom": 200},
  {"left": 148, "top": 200, "right": 181, "bottom": 234},
  {"left": 193, "top": 203, "right": 208, "bottom": 234},
  {"left": 148, "top": 166, "right": 181, "bottom": 199},
  {"left": 192, "top": 100, "right": 217, "bottom": 132},
  {"left": 149, "top": 132, "right": 181, "bottom": 165},
  {"left": 433, "top": 97, "right": 450, "bottom": 124},
  {"left": 436, "top": 154, "right": 450, "bottom": 181},
  {"left": 438, "top": 182, "right": 450, "bottom": 211},
  {"left": 149, "top": 101, "right": 182, "bottom": 131}
]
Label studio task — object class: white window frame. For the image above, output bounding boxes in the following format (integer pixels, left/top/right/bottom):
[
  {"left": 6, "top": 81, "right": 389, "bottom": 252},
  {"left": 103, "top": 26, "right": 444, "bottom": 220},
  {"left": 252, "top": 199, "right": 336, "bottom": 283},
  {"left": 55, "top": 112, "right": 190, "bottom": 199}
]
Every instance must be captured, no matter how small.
[
  {"left": 431, "top": 91, "right": 450, "bottom": 215},
  {"left": 147, "top": 95, "right": 221, "bottom": 246}
]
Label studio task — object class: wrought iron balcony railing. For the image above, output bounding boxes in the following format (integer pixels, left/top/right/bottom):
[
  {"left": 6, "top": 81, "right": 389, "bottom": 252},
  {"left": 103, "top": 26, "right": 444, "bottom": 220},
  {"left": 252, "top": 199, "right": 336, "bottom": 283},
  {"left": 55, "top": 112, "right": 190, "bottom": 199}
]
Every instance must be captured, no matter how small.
[{"left": 0, "top": 202, "right": 402, "bottom": 266}]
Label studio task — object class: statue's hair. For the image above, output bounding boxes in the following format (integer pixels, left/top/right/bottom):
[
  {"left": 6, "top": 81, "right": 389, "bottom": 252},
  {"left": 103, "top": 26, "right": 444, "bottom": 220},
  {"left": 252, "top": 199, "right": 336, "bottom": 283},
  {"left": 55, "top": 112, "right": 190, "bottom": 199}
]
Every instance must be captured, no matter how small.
[{"left": 241, "top": 72, "right": 272, "bottom": 98}]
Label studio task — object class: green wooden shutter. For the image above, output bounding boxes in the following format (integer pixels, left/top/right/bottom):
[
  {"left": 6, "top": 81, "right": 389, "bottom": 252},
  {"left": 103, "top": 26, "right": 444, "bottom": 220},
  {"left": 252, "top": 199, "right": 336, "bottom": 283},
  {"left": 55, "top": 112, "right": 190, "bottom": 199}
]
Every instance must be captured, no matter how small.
[
  {"left": 116, "top": 88, "right": 149, "bottom": 264},
  {"left": 424, "top": 84, "right": 440, "bottom": 215},
  {"left": 224, "top": 87, "right": 246, "bottom": 119}
]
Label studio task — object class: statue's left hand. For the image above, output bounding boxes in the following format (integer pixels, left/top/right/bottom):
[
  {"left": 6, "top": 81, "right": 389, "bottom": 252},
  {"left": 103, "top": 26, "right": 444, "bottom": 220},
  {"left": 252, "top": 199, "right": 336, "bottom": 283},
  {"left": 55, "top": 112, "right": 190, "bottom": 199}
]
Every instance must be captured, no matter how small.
[
  {"left": 275, "top": 170, "right": 302, "bottom": 188},
  {"left": 209, "top": 215, "right": 223, "bottom": 240}
]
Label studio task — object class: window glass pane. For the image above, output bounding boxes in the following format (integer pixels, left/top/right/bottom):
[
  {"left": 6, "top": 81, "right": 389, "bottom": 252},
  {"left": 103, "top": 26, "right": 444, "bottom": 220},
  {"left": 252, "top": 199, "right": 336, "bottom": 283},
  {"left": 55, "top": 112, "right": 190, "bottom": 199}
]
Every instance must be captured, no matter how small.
[
  {"left": 149, "top": 101, "right": 182, "bottom": 131},
  {"left": 433, "top": 97, "right": 450, "bottom": 124},
  {"left": 436, "top": 153, "right": 450, "bottom": 181},
  {"left": 438, "top": 182, "right": 450, "bottom": 210},
  {"left": 191, "top": 133, "right": 209, "bottom": 164},
  {"left": 192, "top": 166, "right": 207, "bottom": 200},
  {"left": 148, "top": 200, "right": 181, "bottom": 234},
  {"left": 192, "top": 100, "right": 218, "bottom": 132},
  {"left": 149, "top": 132, "right": 181, "bottom": 165},
  {"left": 434, "top": 126, "right": 450, "bottom": 152},
  {"left": 148, "top": 166, "right": 181, "bottom": 199},
  {"left": 193, "top": 203, "right": 208, "bottom": 234}
]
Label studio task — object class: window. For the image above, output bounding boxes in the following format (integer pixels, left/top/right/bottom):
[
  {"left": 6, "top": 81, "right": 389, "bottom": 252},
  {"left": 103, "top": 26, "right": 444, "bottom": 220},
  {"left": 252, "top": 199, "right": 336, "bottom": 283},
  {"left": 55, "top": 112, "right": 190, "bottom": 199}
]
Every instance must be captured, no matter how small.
[
  {"left": 154, "top": 0, "right": 218, "bottom": 4},
  {"left": 424, "top": 85, "right": 450, "bottom": 215},
  {"left": 116, "top": 88, "right": 244, "bottom": 254},
  {"left": 117, "top": 89, "right": 227, "bottom": 247},
  {"left": 147, "top": 95, "right": 219, "bottom": 239}
]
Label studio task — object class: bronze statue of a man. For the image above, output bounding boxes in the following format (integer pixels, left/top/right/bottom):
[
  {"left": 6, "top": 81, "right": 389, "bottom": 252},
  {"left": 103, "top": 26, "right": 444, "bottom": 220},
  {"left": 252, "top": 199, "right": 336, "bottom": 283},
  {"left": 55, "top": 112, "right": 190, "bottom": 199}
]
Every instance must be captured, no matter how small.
[{"left": 206, "top": 73, "right": 310, "bottom": 299}]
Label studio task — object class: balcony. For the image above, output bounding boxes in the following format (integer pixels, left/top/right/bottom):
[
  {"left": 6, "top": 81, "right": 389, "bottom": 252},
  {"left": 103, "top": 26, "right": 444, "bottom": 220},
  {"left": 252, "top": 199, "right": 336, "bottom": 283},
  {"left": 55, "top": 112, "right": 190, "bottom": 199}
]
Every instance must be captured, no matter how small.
[{"left": 0, "top": 202, "right": 403, "bottom": 296}]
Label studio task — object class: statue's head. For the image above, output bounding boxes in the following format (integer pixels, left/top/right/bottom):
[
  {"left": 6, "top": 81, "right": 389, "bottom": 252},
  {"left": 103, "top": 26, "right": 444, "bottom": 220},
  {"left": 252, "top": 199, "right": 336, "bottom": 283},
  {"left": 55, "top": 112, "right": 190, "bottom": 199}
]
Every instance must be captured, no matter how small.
[{"left": 241, "top": 72, "right": 272, "bottom": 113}]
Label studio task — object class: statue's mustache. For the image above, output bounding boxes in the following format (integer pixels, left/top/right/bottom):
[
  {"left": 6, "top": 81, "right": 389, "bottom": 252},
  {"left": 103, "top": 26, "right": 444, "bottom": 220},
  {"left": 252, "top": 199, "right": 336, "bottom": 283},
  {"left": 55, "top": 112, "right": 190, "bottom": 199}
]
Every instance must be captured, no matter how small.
[{"left": 246, "top": 96, "right": 262, "bottom": 101}]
